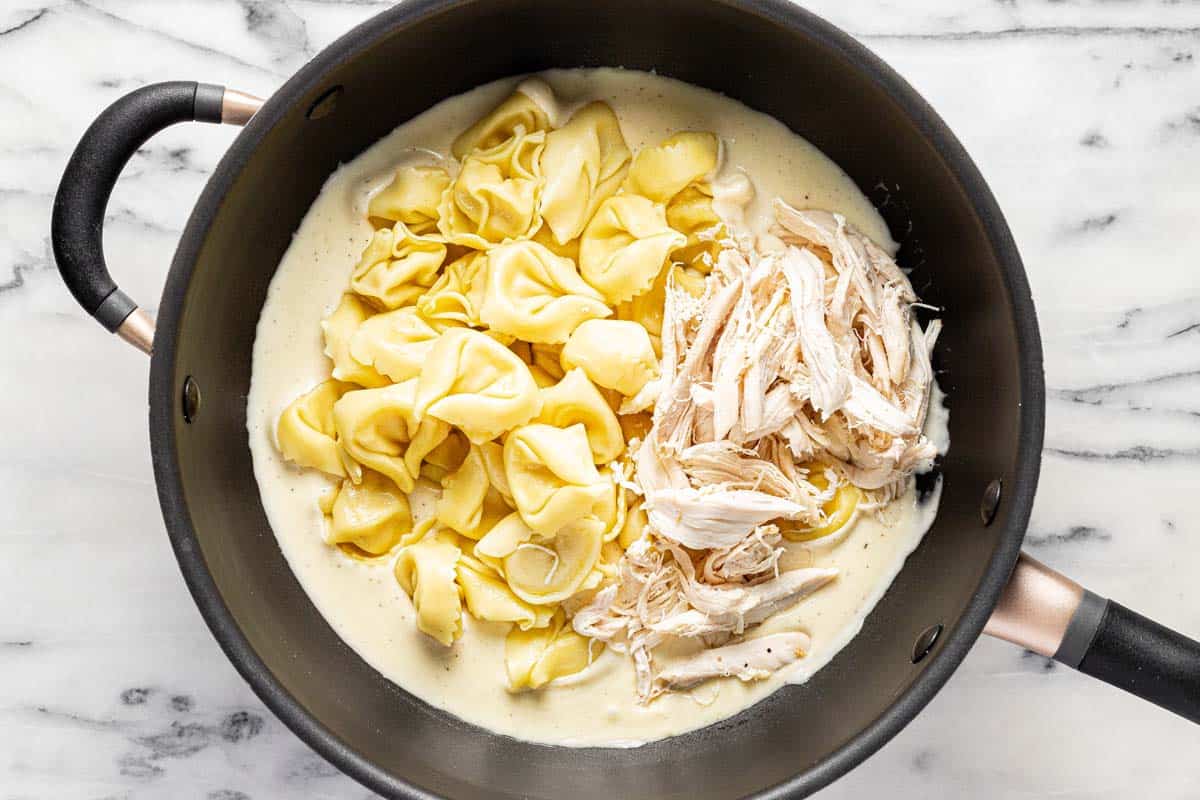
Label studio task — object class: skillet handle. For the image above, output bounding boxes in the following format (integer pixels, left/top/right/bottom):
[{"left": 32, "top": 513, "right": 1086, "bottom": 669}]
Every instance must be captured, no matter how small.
[
  {"left": 986, "top": 553, "right": 1200, "bottom": 724},
  {"left": 51, "top": 82, "right": 263, "bottom": 354}
]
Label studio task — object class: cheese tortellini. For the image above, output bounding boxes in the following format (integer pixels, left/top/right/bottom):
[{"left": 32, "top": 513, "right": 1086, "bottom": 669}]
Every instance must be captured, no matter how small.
[
  {"left": 560, "top": 319, "right": 661, "bottom": 397},
  {"left": 503, "top": 423, "right": 610, "bottom": 536},
  {"left": 276, "top": 83, "right": 745, "bottom": 684},
  {"left": 536, "top": 369, "right": 624, "bottom": 464},
  {"left": 324, "top": 469, "right": 412, "bottom": 556},
  {"left": 368, "top": 164, "right": 451, "bottom": 233},
  {"left": 414, "top": 328, "right": 542, "bottom": 444},
  {"left": 394, "top": 535, "right": 463, "bottom": 646},
  {"left": 579, "top": 195, "right": 685, "bottom": 304},
  {"left": 276, "top": 379, "right": 354, "bottom": 476},
  {"left": 480, "top": 240, "right": 611, "bottom": 343},
  {"left": 623, "top": 131, "right": 719, "bottom": 203},
  {"left": 350, "top": 222, "right": 445, "bottom": 310},
  {"left": 539, "top": 102, "right": 631, "bottom": 245}
]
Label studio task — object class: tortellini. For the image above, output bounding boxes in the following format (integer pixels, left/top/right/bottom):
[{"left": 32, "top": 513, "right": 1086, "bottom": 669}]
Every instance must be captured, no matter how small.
[
  {"left": 539, "top": 102, "right": 631, "bottom": 245},
  {"left": 349, "top": 307, "right": 440, "bottom": 383},
  {"left": 504, "top": 517, "right": 604, "bottom": 605},
  {"left": 413, "top": 328, "right": 542, "bottom": 444},
  {"left": 623, "top": 131, "right": 719, "bottom": 203},
  {"left": 457, "top": 561, "right": 552, "bottom": 631},
  {"left": 436, "top": 445, "right": 513, "bottom": 539},
  {"left": 322, "top": 294, "right": 388, "bottom": 388},
  {"left": 415, "top": 251, "right": 488, "bottom": 329},
  {"left": 781, "top": 466, "right": 864, "bottom": 543},
  {"left": 480, "top": 241, "right": 611, "bottom": 343},
  {"left": 536, "top": 369, "right": 625, "bottom": 464},
  {"left": 438, "top": 130, "right": 546, "bottom": 248},
  {"left": 503, "top": 423, "right": 610, "bottom": 536},
  {"left": 273, "top": 88, "right": 751, "bottom": 692},
  {"left": 505, "top": 610, "right": 599, "bottom": 691},
  {"left": 276, "top": 379, "right": 353, "bottom": 476},
  {"left": 560, "top": 319, "right": 661, "bottom": 397},
  {"left": 368, "top": 165, "right": 451, "bottom": 234},
  {"left": 350, "top": 223, "right": 445, "bottom": 310},
  {"left": 333, "top": 380, "right": 450, "bottom": 493},
  {"left": 451, "top": 88, "right": 552, "bottom": 160},
  {"left": 394, "top": 536, "right": 463, "bottom": 646},
  {"left": 324, "top": 469, "right": 412, "bottom": 556},
  {"left": 578, "top": 195, "right": 685, "bottom": 304}
]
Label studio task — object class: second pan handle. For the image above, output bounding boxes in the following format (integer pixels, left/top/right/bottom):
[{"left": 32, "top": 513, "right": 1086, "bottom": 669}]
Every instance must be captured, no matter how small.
[
  {"left": 986, "top": 552, "right": 1200, "bottom": 724},
  {"left": 51, "top": 82, "right": 262, "bottom": 354}
]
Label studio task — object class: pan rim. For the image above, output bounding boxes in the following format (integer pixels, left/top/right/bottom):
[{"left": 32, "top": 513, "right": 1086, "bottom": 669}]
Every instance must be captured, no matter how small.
[{"left": 148, "top": 1, "right": 1044, "bottom": 797}]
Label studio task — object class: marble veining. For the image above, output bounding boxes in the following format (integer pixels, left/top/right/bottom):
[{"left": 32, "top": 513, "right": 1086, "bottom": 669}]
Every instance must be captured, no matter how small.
[{"left": 4, "top": 0, "right": 1200, "bottom": 798}]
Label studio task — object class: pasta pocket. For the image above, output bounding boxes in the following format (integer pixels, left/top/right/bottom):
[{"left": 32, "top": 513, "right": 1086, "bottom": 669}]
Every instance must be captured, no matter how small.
[
  {"left": 480, "top": 241, "right": 611, "bottom": 344},
  {"left": 475, "top": 511, "right": 533, "bottom": 560},
  {"left": 451, "top": 87, "right": 553, "bottom": 159},
  {"left": 560, "top": 319, "right": 661, "bottom": 397},
  {"left": 437, "top": 445, "right": 513, "bottom": 539},
  {"left": 324, "top": 469, "right": 411, "bottom": 556},
  {"left": 415, "top": 251, "right": 488, "bottom": 329},
  {"left": 322, "top": 294, "right": 388, "bottom": 388},
  {"left": 439, "top": 131, "right": 546, "bottom": 248},
  {"left": 623, "top": 131, "right": 720, "bottom": 203},
  {"left": 276, "top": 379, "right": 354, "bottom": 476},
  {"left": 539, "top": 101, "right": 631, "bottom": 245},
  {"left": 457, "top": 561, "right": 553, "bottom": 631},
  {"left": 665, "top": 184, "right": 724, "bottom": 273},
  {"left": 503, "top": 423, "right": 610, "bottom": 536},
  {"left": 394, "top": 536, "right": 464, "bottom": 646},
  {"left": 348, "top": 306, "right": 440, "bottom": 383},
  {"left": 536, "top": 369, "right": 625, "bottom": 464},
  {"left": 350, "top": 222, "right": 446, "bottom": 310},
  {"left": 505, "top": 610, "right": 600, "bottom": 691},
  {"left": 413, "top": 328, "right": 542, "bottom": 444},
  {"left": 368, "top": 165, "right": 451, "bottom": 234},
  {"left": 579, "top": 195, "right": 685, "bottom": 304},
  {"left": 333, "top": 381, "right": 451, "bottom": 493},
  {"left": 503, "top": 517, "right": 604, "bottom": 605}
]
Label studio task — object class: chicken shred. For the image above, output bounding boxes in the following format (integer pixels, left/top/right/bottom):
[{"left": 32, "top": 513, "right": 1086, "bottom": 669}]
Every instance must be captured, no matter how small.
[{"left": 572, "top": 200, "right": 940, "bottom": 702}]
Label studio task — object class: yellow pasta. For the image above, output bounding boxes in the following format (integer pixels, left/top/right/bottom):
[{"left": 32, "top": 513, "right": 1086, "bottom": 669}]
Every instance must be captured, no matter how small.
[
  {"left": 623, "top": 131, "right": 719, "bottom": 203},
  {"left": 276, "top": 379, "right": 354, "bottom": 476},
  {"left": 782, "top": 467, "right": 864, "bottom": 543},
  {"left": 322, "top": 294, "right": 388, "bottom": 388},
  {"left": 538, "top": 101, "right": 631, "bottom": 245},
  {"left": 480, "top": 240, "right": 611, "bottom": 344},
  {"left": 436, "top": 445, "right": 513, "bottom": 539},
  {"left": 415, "top": 251, "right": 488, "bottom": 329},
  {"left": 395, "top": 536, "right": 464, "bottom": 646},
  {"left": 368, "top": 164, "right": 451, "bottom": 233},
  {"left": 413, "top": 328, "right": 542, "bottom": 444},
  {"left": 560, "top": 319, "right": 660, "bottom": 397},
  {"left": 451, "top": 89, "right": 552, "bottom": 160},
  {"left": 505, "top": 610, "right": 599, "bottom": 691},
  {"left": 439, "top": 130, "right": 546, "bottom": 247},
  {"left": 503, "top": 517, "right": 604, "bottom": 605},
  {"left": 502, "top": 423, "right": 610, "bottom": 536},
  {"left": 578, "top": 195, "right": 685, "bottom": 305},
  {"left": 348, "top": 306, "right": 440, "bottom": 384},
  {"left": 333, "top": 380, "right": 450, "bottom": 493},
  {"left": 350, "top": 222, "right": 445, "bottom": 310},
  {"left": 457, "top": 561, "right": 553, "bottom": 631},
  {"left": 665, "top": 184, "right": 724, "bottom": 273},
  {"left": 324, "top": 469, "right": 411, "bottom": 557},
  {"left": 536, "top": 368, "right": 625, "bottom": 464}
]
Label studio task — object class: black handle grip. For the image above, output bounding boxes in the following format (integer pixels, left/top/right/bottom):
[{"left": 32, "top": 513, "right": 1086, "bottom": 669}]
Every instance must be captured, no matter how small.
[
  {"left": 51, "top": 81, "right": 226, "bottom": 331},
  {"left": 1072, "top": 599, "right": 1200, "bottom": 724}
]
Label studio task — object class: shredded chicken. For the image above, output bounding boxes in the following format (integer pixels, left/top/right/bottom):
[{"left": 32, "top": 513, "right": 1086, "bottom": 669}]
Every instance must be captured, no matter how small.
[{"left": 573, "top": 200, "right": 941, "bottom": 702}]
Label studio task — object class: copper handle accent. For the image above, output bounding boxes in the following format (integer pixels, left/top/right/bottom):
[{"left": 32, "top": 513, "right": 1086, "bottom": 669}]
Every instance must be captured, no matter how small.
[
  {"left": 116, "top": 87, "right": 264, "bottom": 356},
  {"left": 984, "top": 552, "right": 1084, "bottom": 657}
]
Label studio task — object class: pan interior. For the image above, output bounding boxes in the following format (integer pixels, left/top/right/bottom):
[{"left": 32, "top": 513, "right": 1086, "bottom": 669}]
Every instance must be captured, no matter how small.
[{"left": 154, "top": 1, "right": 1038, "bottom": 798}]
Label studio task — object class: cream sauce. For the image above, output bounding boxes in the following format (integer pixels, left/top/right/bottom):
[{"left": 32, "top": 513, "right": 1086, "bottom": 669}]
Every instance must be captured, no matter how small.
[{"left": 247, "top": 68, "right": 945, "bottom": 747}]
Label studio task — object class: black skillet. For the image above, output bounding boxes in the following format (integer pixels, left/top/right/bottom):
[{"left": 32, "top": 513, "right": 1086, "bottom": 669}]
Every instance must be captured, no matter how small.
[{"left": 49, "top": 1, "right": 1200, "bottom": 797}]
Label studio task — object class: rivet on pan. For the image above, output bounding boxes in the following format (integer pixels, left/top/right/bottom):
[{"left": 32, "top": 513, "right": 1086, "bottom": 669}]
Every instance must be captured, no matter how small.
[
  {"left": 911, "top": 623, "right": 943, "bottom": 664},
  {"left": 980, "top": 479, "right": 1002, "bottom": 526},
  {"left": 182, "top": 376, "right": 201, "bottom": 424},
  {"left": 307, "top": 85, "right": 343, "bottom": 120}
]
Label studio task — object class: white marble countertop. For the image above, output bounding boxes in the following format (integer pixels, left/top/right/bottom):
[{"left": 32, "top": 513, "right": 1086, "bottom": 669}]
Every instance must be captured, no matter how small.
[{"left": 4, "top": 0, "right": 1200, "bottom": 797}]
